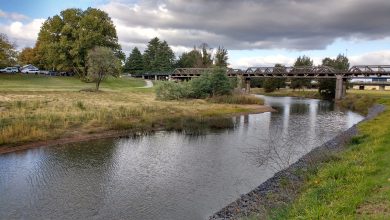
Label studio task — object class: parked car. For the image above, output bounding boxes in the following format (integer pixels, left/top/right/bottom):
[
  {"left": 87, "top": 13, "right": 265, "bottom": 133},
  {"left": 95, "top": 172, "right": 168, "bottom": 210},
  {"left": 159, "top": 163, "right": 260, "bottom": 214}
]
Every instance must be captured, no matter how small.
[
  {"left": 21, "top": 68, "right": 40, "bottom": 74},
  {"left": 48, "top": 71, "right": 58, "bottom": 76},
  {"left": 0, "top": 67, "right": 19, "bottom": 73}
]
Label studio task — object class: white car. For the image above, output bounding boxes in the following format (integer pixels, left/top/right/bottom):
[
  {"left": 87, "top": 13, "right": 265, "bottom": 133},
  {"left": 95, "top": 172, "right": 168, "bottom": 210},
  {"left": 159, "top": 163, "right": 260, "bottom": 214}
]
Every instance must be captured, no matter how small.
[
  {"left": 0, "top": 67, "right": 18, "bottom": 73},
  {"left": 22, "top": 68, "right": 40, "bottom": 74}
]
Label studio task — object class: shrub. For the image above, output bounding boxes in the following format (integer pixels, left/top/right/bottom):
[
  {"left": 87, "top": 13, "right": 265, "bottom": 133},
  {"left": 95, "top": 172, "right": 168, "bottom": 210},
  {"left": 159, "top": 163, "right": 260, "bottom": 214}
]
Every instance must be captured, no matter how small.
[
  {"left": 190, "top": 68, "right": 233, "bottom": 98},
  {"left": 155, "top": 81, "right": 192, "bottom": 100}
]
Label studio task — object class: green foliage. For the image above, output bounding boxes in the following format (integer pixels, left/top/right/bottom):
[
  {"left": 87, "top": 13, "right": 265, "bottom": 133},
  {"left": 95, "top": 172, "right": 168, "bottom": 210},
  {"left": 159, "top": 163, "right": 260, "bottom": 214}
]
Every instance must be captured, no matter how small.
[
  {"left": 250, "top": 78, "right": 264, "bottom": 88},
  {"left": 319, "top": 54, "right": 350, "bottom": 100},
  {"left": 35, "top": 7, "right": 122, "bottom": 77},
  {"left": 263, "top": 78, "right": 277, "bottom": 92},
  {"left": 291, "top": 56, "right": 313, "bottom": 90},
  {"left": 338, "top": 94, "right": 376, "bottom": 115},
  {"left": 214, "top": 46, "right": 229, "bottom": 67},
  {"left": 191, "top": 68, "right": 233, "bottom": 98},
  {"left": 176, "top": 49, "right": 203, "bottom": 68},
  {"left": 0, "top": 33, "right": 17, "bottom": 68},
  {"left": 200, "top": 43, "right": 213, "bottom": 68},
  {"left": 318, "top": 79, "right": 336, "bottom": 100},
  {"left": 143, "top": 37, "right": 175, "bottom": 72},
  {"left": 124, "top": 47, "right": 144, "bottom": 74},
  {"left": 18, "top": 47, "right": 38, "bottom": 66},
  {"left": 155, "top": 68, "right": 233, "bottom": 100},
  {"left": 86, "top": 47, "right": 121, "bottom": 90},
  {"left": 155, "top": 81, "right": 192, "bottom": 100}
]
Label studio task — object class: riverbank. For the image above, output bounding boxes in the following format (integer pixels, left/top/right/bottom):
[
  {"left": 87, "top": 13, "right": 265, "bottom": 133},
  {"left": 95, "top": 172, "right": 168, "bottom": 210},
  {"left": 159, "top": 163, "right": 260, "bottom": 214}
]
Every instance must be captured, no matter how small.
[
  {"left": 212, "top": 91, "right": 390, "bottom": 219},
  {"left": 0, "top": 74, "right": 273, "bottom": 154},
  {"left": 251, "top": 88, "right": 321, "bottom": 99}
]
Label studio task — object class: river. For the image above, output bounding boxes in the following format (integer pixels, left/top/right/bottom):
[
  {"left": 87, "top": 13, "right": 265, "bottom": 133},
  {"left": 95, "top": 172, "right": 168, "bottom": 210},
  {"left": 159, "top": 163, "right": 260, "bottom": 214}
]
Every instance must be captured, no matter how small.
[{"left": 0, "top": 96, "right": 364, "bottom": 220}]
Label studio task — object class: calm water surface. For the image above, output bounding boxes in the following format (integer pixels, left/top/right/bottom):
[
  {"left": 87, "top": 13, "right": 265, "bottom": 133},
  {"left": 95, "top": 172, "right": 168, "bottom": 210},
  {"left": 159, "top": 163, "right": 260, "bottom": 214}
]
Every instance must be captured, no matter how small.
[{"left": 0, "top": 96, "right": 364, "bottom": 220}]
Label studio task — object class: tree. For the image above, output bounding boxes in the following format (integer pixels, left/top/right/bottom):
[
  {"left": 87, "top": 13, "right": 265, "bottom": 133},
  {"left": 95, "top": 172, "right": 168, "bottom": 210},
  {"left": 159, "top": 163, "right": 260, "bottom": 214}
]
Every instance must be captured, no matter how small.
[
  {"left": 36, "top": 8, "right": 122, "bottom": 78},
  {"left": 143, "top": 37, "right": 175, "bottom": 71},
  {"left": 200, "top": 43, "right": 213, "bottom": 68},
  {"left": 18, "top": 47, "right": 38, "bottom": 66},
  {"left": 190, "top": 68, "right": 232, "bottom": 98},
  {"left": 176, "top": 48, "right": 203, "bottom": 68},
  {"left": 87, "top": 47, "right": 121, "bottom": 91},
  {"left": 214, "top": 46, "right": 228, "bottom": 67},
  {"left": 319, "top": 54, "right": 349, "bottom": 99},
  {"left": 125, "top": 47, "right": 144, "bottom": 74},
  {"left": 0, "top": 33, "right": 17, "bottom": 68},
  {"left": 291, "top": 56, "right": 313, "bottom": 90}
]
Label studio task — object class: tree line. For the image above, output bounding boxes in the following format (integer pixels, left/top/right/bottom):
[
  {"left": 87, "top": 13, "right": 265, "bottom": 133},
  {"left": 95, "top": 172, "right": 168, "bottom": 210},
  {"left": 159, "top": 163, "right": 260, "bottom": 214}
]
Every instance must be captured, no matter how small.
[{"left": 124, "top": 40, "right": 229, "bottom": 75}]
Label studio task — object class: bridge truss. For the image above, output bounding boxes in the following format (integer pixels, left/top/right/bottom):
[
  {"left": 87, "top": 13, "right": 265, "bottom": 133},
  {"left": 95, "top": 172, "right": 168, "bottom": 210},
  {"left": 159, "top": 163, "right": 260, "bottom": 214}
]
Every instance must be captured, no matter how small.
[{"left": 172, "top": 65, "right": 390, "bottom": 79}]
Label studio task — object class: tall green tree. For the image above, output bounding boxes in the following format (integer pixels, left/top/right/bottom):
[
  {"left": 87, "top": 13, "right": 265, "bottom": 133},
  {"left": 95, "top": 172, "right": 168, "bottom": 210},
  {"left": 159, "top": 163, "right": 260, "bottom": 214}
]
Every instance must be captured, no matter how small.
[
  {"left": 214, "top": 46, "right": 228, "bottom": 67},
  {"left": 36, "top": 8, "right": 122, "bottom": 78},
  {"left": 87, "top": 46, "right": 121, "bottom": 91},
  {"left": 176, "top": 48, "right": 203, "bottom": 68},
  {"left": 291, "top": 55, "right": 313, "bottom": 90},
  {"left": 143, "top": 37, "right": 175, "bottom": 71},
  {"left": 200, "top": 43, "right": 213, "bottom": 68},
  {"left": 125, "top": 47, "right": 144, "bottom": 74},
  {"left": 319, "top": 54, "right": 349, "bottom": 99},
  {"left": 0, "top": 33, "right": 17, "bottom": 68}
]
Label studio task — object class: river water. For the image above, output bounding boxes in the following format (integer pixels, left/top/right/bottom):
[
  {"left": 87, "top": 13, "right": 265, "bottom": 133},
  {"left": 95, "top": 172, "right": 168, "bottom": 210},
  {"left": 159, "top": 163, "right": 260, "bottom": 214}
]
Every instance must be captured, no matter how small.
[{"left": 0, "top": 96, "right": 363, "bottom": 220}]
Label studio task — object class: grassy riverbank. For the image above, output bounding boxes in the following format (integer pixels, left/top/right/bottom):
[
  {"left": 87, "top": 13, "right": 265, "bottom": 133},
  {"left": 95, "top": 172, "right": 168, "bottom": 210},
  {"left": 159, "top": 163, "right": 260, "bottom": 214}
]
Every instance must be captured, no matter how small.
[
  {"left": 251, "top": 88, "right": 321, "bottom": 99},
  {"left": 246, "top": 90, "right": 390, "bottom": 219},
  {"left": 0, "top": 74, "right": 271, "bottom": 149}
]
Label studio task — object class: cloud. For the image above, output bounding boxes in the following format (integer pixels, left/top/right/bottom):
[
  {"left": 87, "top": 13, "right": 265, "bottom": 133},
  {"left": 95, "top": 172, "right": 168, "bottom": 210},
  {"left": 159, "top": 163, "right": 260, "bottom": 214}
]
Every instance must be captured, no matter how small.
[
  {"left": 100, "top": 0, "right": 390, "bottom": 51},
  {"left": 0, "top": 18, "right": 45, "bottom": 48},
  {"left": 0, "top": 9, "right": 29, "bottom": 21},
  {"left": 230, "top": 51, "right": 390, "bottom": 69},
  {"left": 349, "top": 50, "right": 390, "bottom": 66}
]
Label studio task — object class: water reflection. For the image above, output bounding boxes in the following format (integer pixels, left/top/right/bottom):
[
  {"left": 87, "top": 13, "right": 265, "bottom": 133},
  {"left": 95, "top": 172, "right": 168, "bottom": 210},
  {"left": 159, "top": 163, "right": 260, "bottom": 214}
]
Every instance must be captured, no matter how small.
[{"left": 0, "top": 96, "right": 364, "bottom": 220}]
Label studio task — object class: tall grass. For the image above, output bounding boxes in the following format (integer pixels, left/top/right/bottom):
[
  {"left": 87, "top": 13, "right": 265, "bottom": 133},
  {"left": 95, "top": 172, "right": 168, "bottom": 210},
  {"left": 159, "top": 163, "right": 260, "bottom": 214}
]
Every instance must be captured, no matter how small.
[{"left": 207, "top": 95, "right": 264, "bottom": 105}]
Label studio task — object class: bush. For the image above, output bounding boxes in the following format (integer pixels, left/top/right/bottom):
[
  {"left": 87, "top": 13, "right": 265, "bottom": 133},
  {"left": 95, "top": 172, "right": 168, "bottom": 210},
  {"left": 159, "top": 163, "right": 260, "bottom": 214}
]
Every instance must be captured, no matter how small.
[
  {"left": 190, "top": 68, "right": 233, "bottom": 98},
  {"left": 155, "top": 81, "right": 192, "bottom": 100}
]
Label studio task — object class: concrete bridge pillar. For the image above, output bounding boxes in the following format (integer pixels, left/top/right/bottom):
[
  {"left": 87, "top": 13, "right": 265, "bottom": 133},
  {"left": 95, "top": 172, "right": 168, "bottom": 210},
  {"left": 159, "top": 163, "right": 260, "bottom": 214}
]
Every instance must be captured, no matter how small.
[
  {"left": 154, "top": 75, "right": 157, "bottom": 81},
  {"left": 237, "top": 75, "right": 244, "bottom": 91},
  {"left": 245, "top": 79, "right": 251, "bottom": 94},
  {"left": 335, "top": 75, "right": 346, "bottom": 100},
  {"left": 380, "top": 85, "right": 385, "bottom": 91}
]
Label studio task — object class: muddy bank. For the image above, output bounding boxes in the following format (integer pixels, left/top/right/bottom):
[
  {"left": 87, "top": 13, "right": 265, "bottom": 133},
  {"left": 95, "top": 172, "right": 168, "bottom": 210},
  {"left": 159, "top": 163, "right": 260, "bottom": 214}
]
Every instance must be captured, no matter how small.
[{"left": 210, "top": 104, "right": 386, "bottom": 219}]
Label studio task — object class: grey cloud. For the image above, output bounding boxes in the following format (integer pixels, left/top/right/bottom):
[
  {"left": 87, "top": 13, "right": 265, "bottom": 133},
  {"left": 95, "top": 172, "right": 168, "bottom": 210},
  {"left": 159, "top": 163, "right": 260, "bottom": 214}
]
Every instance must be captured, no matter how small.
[{"left": 101, "top": 0, "right": 390, "bottom": 51}]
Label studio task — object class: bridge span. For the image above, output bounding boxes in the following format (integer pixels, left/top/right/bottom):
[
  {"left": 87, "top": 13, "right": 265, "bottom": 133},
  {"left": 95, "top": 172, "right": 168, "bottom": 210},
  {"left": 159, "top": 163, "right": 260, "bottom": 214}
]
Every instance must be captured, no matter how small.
[{"left": 171, "top": 65, "right": 390, "bottom": 100}]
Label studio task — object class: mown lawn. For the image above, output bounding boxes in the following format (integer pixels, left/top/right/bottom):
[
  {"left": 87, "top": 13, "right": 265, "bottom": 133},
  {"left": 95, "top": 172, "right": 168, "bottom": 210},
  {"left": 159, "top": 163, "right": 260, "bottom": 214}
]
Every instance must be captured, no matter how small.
[
  {"left": 0, "top": 74, "right": 268, "bottom": 147},
  {"left": 247, "top": 89, "right": 390, "bottom": 219},
  {"left": 0, "top": 74, "right": 146, "bottom": 91}
]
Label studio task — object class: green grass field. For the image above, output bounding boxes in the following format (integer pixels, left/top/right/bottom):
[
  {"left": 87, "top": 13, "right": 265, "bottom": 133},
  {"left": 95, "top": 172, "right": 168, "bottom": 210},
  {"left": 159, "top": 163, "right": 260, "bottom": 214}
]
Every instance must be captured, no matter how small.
[
  {"left": 0, "top": 74, "right": 146, "bottom": 91},
  {"left": 246, "top": 89, "right": 390, "bottom": 219}
]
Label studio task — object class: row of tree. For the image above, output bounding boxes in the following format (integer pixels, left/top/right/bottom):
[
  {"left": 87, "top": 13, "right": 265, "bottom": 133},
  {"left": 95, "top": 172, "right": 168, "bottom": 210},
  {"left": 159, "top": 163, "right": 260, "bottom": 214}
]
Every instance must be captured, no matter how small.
[{"left": 124, "top": 40, "right": 229, "bottom": 75}]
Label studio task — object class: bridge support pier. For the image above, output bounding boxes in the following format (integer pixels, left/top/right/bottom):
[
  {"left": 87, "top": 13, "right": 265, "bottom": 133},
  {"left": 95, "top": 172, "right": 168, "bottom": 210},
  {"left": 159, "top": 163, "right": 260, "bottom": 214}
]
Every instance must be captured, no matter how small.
[
  {"left": 154, "top": 75, "right": 158, "bottom": 80},
  {"left": 335, "top": 75, "right": 346, "bottom": 100},
  {"left": 380, "top": 85, "right": 385, "bottom": 91},
  {"left": 245, "top": 80, "right": 251, "bottom": 94},
  {"left": 237, "top": 75, "right": 243, "bottom": 92}
]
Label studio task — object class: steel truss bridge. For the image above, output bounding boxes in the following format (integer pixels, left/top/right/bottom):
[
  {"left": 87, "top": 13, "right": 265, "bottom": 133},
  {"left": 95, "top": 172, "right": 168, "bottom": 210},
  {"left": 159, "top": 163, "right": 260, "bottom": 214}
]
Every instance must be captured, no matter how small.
[
  {"left": 172, "top": 65, "right": 390, "bottom": 79},
  {"left": 170, "top": 65, "right": 390, "bottom": 100}
]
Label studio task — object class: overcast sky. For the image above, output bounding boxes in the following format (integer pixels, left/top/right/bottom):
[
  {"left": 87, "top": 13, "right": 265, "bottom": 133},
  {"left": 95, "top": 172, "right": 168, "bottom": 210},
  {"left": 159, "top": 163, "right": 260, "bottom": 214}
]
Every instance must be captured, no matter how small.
[{"left": 1, "top": 0, "right": 390, "bottom": 68}]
